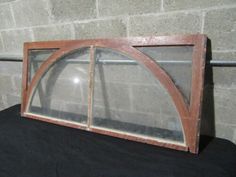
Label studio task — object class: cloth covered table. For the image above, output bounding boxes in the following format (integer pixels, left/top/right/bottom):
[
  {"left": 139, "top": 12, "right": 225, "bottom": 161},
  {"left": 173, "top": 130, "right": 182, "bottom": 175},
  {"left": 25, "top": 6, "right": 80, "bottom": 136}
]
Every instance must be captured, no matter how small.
[{"left": 0, "top": 105, "right": 235, "bottom": 177}]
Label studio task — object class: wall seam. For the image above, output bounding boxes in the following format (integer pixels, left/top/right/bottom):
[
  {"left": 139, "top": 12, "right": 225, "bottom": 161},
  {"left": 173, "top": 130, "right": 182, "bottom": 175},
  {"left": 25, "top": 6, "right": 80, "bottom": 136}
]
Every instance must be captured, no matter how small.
[
  {"left": 200, "top": 11, "right": 205, "bottom": 33},
  {"left": 1, "top": 4, "right": 236, "bottom": 33},
  {"left": 215, "top": 122, "right": 236, "bottom": 127},
  {"left": 9, "top": 2, "right": 16, "bottom": 28},
  {"left": 126, "top": 16, "right": 130, "bottom": 37},
  {"left": 70, "top": 23, "right": 76, "bottom": 39},
  {"left": 45, "top": 0, "right": 53, "bottom": 24},
  {"left": 29, "top": 28, "right": 35, "bottom": 41},
  {"left": 0, "top": 33, "right": 6, "bottom": 52},
  {"left": 1, "top": 95, "right": 7, "bottom": 108},
  {"left": 160, "top": 0, "right": 164, "bottom": 12},
  {"left": 0, "top": 16, "right": 125, "bottom": 32},
  {"left": 163, "top": 4, "right": 236, "bottom": 13},
  {"left": 212, "top": 49, "right": 236, "bottom": 53},
  {"left": 96, "top": 0, "right": 99, "bottom": 18},
  {"left": 0, "top": 3, "right": 235, "bottom": 33}
]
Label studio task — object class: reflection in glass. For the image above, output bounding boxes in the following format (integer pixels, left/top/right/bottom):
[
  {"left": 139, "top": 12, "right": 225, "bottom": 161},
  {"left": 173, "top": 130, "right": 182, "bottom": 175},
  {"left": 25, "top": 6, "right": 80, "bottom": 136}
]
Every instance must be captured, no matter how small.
[
  {"left": 92, "top": 48, "right": 184, "bottom": 142},
  {"left": 136, "top": 46, "right": 193, "bottom": 104},
  {"left": 28, "top": 49, "right": 57, "bottom": 83},
  {"left": 28, "top": 48, "right": 90, "bottom": 124}
]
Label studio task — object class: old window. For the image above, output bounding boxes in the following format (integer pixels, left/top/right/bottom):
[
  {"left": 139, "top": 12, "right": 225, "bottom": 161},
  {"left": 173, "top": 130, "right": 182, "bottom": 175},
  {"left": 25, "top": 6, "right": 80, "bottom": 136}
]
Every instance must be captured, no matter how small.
[{"left": 21, "top": 35, "right": 207, "bottom": 153}]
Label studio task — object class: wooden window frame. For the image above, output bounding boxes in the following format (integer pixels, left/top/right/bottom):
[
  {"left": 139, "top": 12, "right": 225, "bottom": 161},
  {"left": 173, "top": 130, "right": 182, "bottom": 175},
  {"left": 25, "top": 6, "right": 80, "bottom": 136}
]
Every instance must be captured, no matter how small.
[{"left": 21, "top": 34, "right": 207, "bottom": 154}]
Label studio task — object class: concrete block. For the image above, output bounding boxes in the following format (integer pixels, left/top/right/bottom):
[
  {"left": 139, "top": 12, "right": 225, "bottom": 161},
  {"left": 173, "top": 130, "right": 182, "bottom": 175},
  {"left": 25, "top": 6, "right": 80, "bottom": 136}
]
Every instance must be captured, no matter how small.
[
  {"left": 0, "top": 34, "right": 4, "bottom": 52},
  {"left": 215, "top": 123, "right": 235, "bottom": 142},
  {"left": 233, "top": 129, "right": 236, "bottom": 144},
  {"left": 0, "top": 95, "right": 6, "bottom": 110},
  {"left": 0, "top": 61, "right": 22, "bottom": 75},
  {"left": 1, "top": 29, "right": 33, "bottom": 53},
  {"left": 0, "top": 75, "right": 14, "bottom": 94},
  {"left": 129, "top": 12, "right": 201, "bottom": 36},
  {"left": 12, "top": 75, "right": 22, "bottom": 95},
  {"left": 212, "top": 67, "right": 236, "bottom": 87},
  {"left": 12, "top": 0, "right": 50, "bottom": 27},
  {"left": 212, "top": 51, "right": 236, "bottom": 61},
  {"left": 5, "top": 94, "right": 20, "bottom": 107},
  {"left": 204, "top": 8, "right": 236, "bottom": 50},
  {"left": 49, "top": 0, "right": 96, "bottom": 22},
  {"left": 214, "top": 87, "right": 236, "bottom": 125},
  {"left": 164, "top": 0, "right": 236, "bottom": 11},
  {"left": 74, "top": 19, "right": 127, "bottom": 39},
  {"left": 98, "top": 0, "right": 161, "bottom": 16},
  {"left": 0, "top": 3, "right": 15, "bottom": 29},
  {"left": 33, "top": 24, "right": 73, "bottom": 41},
  {"left": 0, "top": 0, "right": 15, "bottom": 3}
]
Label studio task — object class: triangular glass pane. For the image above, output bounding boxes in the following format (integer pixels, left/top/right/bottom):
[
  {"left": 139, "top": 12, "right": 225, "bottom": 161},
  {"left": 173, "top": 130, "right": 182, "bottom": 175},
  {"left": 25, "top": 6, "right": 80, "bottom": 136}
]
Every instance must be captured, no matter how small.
[
  {"left": 136, "top": 46, "right": 193, "bottom": 104},
  {"left": 28, "top": 49, "right": 58, "bottom": 83}
]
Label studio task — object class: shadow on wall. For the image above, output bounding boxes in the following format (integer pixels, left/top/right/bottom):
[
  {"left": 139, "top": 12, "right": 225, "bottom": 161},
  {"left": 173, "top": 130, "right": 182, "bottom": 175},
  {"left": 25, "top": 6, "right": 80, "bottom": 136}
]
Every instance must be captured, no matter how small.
[{"left": 199, "top": 39, "right": 215, "bottom": 151}]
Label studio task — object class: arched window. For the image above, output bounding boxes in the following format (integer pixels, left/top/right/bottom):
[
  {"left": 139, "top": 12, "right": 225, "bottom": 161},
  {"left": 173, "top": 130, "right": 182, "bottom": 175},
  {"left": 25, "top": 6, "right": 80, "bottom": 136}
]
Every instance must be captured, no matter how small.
[{"left": 21, "top": 35, "right": 207, "bottom": 153}]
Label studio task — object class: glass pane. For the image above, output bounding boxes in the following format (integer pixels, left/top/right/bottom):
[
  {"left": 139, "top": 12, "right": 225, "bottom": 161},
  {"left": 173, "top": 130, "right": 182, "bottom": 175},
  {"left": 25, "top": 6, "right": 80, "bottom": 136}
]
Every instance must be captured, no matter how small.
[
  {"left": 92, "top": 48, "right": 184, "bottom": 143},
  {"left": 136, "top": 46, "right": 193, "bottom": 104},
  {"left": 28, "top": 48, "right": 90, "bottom": 124},
  {"left": 28, "top": 49, "right": 58, "bottom": 83}
]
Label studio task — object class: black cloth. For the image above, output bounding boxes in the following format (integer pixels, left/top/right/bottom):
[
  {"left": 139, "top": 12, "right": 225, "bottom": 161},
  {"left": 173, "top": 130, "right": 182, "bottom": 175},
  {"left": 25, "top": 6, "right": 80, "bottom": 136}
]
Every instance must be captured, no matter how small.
[{"left": 0, "top": 105, "right": 235, "bottom": 177}]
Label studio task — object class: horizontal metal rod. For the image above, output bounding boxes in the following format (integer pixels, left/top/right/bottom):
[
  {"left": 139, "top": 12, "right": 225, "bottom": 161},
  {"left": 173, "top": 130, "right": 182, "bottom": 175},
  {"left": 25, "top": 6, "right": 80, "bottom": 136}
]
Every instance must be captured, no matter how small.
[
  {"left": 0, "top": 55, "right": 22, "bottom": 62},
  {"left": 207, "top": 60, "right": 236, "bottom": 67},
  {"left": 1, "top": 56, "right": 236, "bottom": 66},
  {"left": 69, "top": 59, "right": 193, "bottom": 65},
  {"left": 0, "top": 58, "right": 22, "bottom": 62}
]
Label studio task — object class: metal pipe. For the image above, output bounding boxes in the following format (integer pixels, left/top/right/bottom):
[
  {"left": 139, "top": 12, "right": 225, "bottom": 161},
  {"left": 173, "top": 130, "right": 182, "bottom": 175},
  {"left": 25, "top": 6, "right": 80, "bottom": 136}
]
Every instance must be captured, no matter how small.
[
  {"left": 0, "top": 55, "right": 22, "bottom": 62},
  {"left": 208, "top": 60, "right": 236, "bottom": 67},
  {"left": 1, "top": 55, "right": 236, "bottom": 66},
  {"left": 0, "top": 58, "right": 22, "bottom": 62}
]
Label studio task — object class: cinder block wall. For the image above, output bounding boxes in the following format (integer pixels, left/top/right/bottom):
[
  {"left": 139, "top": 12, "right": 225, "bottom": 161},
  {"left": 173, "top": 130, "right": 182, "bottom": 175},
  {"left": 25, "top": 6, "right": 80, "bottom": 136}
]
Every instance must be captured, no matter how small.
[{"left": 0, "top": 0, "right": 235, "bottom": 143}]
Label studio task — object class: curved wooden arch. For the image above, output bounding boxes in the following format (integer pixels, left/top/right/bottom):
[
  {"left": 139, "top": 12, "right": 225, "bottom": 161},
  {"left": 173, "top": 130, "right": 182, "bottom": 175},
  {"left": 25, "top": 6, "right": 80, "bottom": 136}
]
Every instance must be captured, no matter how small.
[
  {"left": 21, "top": 35, "right": 207, "bottom": 153},
  {"left": 24, "top": 41, "right": 190, "bottom": 145}
]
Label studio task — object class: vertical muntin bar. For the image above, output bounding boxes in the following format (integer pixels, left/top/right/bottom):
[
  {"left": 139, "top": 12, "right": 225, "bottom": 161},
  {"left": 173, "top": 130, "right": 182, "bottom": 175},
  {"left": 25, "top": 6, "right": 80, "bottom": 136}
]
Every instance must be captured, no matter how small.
[{"left": 87, "top": 45, "right": 95, "bottom": 130}]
